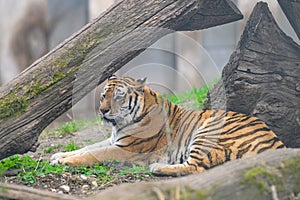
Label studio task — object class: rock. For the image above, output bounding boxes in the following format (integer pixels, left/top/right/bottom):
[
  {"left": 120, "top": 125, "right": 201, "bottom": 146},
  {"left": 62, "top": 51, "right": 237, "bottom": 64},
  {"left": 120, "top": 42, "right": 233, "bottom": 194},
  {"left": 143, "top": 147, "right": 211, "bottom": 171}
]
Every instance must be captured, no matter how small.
[
  {"left": 91, "top": 181, "right": 98, "bottom": 188},
  {"left": 59, "top": 185, "right": 70, "bottom": 193},
  {"left": 82, "top": 185, "right": 89, "bottom": 190},
  {"left": 62, "top": 172, "right": 71, "bottom": 177},
  {"left": 80, "top": 174, "right": 88, "bottom": 181},
  {"left": 81, "top": 185, "right": 90, "bottom": 194}
]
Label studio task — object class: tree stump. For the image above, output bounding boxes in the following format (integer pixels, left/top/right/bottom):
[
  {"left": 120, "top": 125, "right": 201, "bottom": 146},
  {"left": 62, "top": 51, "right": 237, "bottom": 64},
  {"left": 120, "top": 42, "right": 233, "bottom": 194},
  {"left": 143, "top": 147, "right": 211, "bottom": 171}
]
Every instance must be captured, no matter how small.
[
  {"left": 0, "top": 0, "right": 243, "bottom": 160},
  {"left": 278, "top": 0, "right": 300, "bottom": 40},
  {"left": 204, "top": 2, "right": 300, "bottom": 148}
]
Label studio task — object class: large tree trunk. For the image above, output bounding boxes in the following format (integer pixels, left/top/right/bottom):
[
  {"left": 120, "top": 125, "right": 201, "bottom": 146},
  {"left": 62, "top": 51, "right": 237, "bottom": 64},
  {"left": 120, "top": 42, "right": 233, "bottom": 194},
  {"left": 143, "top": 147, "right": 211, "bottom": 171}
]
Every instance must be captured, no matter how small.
[
  {"left": 204, "top": 2, "right": 300, "bottom": 148},
  {"left": 90, "top": 149, "right": 300, "bottom": 200},
  {"left": 278, "top": 0, "right": 300, "bottom": 40},
  {"left": 0, "top": 0, "right": 243, "bottom": 160}
]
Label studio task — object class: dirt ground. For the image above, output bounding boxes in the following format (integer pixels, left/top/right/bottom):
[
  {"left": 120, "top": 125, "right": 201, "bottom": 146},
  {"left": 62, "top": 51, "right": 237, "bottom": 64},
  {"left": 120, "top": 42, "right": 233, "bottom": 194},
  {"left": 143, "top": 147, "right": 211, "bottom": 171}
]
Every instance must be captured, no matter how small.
[{"left": 0, "top": 124, "right": 171, "bottom": 197}]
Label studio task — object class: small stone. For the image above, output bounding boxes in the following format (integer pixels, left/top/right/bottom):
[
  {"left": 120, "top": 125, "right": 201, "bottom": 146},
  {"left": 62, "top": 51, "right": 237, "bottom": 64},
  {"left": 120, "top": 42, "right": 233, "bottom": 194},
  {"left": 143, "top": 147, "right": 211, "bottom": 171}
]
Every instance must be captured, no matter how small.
[
  {"left": 80, "top": 174, "right": 88, "bottom": 180},
  {"left": 51, "top": 189, "right": 57, "bottom": 192},
  {"left": 91, "top": 181, "right": 98, "bottom": 187},
  {"left": 59, "top": 185, "right": 70, "bottom": 193},
  {"left": 58, "top": 191, "right": 64, "bottom": 194},
  {"left": 62, "top": 172, "right": 71, "bottom": 177},
  {"left": 82, "top": 184, "right": 89, "bottom": 191}
]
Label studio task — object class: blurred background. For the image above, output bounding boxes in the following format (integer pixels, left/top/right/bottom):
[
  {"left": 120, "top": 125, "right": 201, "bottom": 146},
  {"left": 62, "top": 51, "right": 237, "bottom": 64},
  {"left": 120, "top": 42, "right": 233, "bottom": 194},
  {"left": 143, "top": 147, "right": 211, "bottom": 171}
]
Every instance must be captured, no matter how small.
[{"left": 0, "top": 0, "right": 299, "bottom": 123}]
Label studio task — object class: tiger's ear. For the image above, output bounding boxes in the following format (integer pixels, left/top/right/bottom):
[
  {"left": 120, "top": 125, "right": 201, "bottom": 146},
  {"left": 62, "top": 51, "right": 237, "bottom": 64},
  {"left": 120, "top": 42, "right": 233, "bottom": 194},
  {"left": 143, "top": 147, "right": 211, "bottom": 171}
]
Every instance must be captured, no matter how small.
[
  {"left": 136, "top": 77, "right": 146, "bottom": 92},
  {"left": 137, "top": 77, "right": 147, "bottom": 85},
  {"left": 108, "top": 74, "right": 118, "bottom": 80}
]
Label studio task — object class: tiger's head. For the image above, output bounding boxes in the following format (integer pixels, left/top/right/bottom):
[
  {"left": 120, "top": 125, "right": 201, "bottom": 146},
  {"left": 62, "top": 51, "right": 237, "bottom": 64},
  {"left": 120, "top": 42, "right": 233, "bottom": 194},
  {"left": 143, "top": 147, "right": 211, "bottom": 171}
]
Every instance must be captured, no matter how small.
[{"left": 99, "top": 75, "right": 147, "bottom": 127}]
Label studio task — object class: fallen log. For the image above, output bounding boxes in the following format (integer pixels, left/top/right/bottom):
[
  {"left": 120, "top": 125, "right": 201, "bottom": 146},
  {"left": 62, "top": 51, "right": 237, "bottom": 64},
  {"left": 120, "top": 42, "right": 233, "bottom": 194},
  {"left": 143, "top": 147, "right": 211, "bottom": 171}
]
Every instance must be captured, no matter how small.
[
  {"left": 204, "top": 2, "right": 300, "bottom": 148},
  {"left": 0, "top": 183, "right": 80, "bottom": 200},
  {"left": 90, "top": 148, "right": 300, "bottom": 200},
  {"left": 0, "top": 0, "right": 243, "bottom": 160}
]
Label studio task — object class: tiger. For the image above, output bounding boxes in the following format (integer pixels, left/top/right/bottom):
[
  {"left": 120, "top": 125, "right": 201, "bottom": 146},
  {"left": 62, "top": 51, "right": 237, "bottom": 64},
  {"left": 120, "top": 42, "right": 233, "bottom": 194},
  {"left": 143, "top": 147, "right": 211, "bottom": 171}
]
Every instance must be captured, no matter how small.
[{"left": 50, "top": 75, "right": 285, "bottom": 176}]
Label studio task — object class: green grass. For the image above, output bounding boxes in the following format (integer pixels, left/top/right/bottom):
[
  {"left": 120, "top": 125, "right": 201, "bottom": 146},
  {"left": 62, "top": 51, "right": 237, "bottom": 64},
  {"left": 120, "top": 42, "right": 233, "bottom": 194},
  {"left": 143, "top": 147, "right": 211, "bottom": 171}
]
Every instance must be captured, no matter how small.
[
  {"left": 63, "top": 141, "right": 80, "bottom": 152},
  {"left": 166, "top": 81, "right": 217, "bottom": 110},
  {"left": 59, "top": 120, "right": 83, "bottom": 134},
  {"left": 43, "top": 144, "right": 61, "bottom": 153},
  {"left": 119, "top": 164, "right": 152, "bottom": 178},
  {"left": 0, "top": 155, "right": 68, "bottom": 184},
  {"left": 0, "top": 155, "right": 152, "bottom": 184}
]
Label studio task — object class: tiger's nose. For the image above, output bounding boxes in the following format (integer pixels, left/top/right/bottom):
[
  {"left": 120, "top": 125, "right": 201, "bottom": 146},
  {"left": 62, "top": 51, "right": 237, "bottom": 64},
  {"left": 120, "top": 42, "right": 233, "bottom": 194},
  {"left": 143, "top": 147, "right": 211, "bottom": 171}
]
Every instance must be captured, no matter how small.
[{"left": 100, "top": 108, "right": 109, "bottom": 115}]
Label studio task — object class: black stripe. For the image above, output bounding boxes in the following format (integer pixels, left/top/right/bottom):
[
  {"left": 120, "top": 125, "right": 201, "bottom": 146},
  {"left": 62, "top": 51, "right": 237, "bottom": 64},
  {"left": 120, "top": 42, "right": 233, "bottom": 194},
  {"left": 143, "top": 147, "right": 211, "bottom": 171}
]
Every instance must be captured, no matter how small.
[
  {"left": 185, "top": 160, "right": 198, "bottom": 170},
  {"left": 236, "top": 144, "right": 252, "bottom": 159},
  {"left": 116, "top": 110, "right": 149, "bottom": 133},
  {"left": 191, "top": 148, "right": 210, "bottom": 156},
  {"left": 198, "top": 143, "right": 223, "bottom": 151},
  {"left": 196, "top": 118, "right": 241, "bottom": 135},
  {"left": 130, "top": 93, "right": 139, "bottom": 115},
  {"left": 196, "top": 147, "right": 212, "bottom": 162},
  {"left": 117, "top": 125, "right": 165, "bottom": 149},
  {"left": 190, "top": 154, "right": 201, "bottom": 161},
  {"left": 252, "top": 137, "right": 279, "bottom": 151},
  {"left": 202, "top": 113, "right": 229, "bottom": 128},
  {"left": 237, "top": 133, "right": 269, "bottom": 149},
  {"left": 145, "top": 125, "right": 166, "bottom": 153},
  {"left": 276, "top": 144, "right": 285, "bottom": 149},
  {"left": 167, "top": 101, "right": 173, "bottom": 117},
  {"left": 172, "top": 110, "right": 189, "bottom": 132},
  {"left": 151, "top": 91, "right": 158, "bottom": 104},
  {"left": 197, "top": 161, "right": 210, "bottom": 169},
  {"left": 224, "top": 119, "right": 263, "bottom": 135},
  {"left": 209, "top": 110, "right": 218, "bottom": 118},
  {"left": 198, "top": 114, "right": 252, "bottom": 135},
  {"left": 257, "top": 139, "right": 281, "bottom": 154},
  {"left": 204, "top": 119, "right": 263, "bottom": 137},
  {"left": 178, "top": 111, "right": 195, "bottom": 130},
  {"left": 168, "top": 106, "right": 181, "bottom": 130},
  {"left": 175, "top": 111, "right": 197, "bottom": 160},
  {"left": 128, "top": 95, "right": 132, "bottom": 110},
  {"left": 224, "top": 148, "right": 232, "bottom": 161},
  {"left": 219, "top": 127, "right": 271, "bottom": 143}
]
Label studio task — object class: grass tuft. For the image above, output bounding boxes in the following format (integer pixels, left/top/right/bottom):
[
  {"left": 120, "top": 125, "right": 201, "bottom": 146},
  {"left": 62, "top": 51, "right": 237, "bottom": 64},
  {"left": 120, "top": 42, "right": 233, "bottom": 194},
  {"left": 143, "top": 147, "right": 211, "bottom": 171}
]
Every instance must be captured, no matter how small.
[{"left": 166, "top": 80, "right": 217, "bottom": 110}]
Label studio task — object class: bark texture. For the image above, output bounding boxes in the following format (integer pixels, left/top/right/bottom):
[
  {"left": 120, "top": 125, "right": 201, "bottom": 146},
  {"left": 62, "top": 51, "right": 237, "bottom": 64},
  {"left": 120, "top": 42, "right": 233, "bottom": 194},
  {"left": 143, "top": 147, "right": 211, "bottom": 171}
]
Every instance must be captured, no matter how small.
[
  {"left": 278, "top": 0, "right": 300, "bottom": 40},
  {"left": 0, "top": 0, "right": 243, "bottom": 160},
  {"left": 204, "top": 2, "right": 300, "bottom": 148}
]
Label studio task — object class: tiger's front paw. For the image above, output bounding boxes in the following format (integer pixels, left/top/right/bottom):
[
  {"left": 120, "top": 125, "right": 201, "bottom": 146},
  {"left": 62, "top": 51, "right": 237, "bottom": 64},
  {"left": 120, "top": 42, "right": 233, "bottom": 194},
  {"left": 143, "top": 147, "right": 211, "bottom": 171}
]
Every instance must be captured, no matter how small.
[
  {"left": 50, "top": 152, "right": 77, "bottom": 165},
  {"left": 149, "top": 163, "right": 167, "bottom": 175},
  {"left": 50, "top": 152, "right": 64, "bottom": 165}
]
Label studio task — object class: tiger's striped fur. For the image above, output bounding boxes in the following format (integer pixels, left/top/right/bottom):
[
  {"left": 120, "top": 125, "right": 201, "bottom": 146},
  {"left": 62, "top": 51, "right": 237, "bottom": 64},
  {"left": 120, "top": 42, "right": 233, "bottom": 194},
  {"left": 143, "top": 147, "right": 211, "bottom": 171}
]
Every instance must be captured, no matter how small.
[{"left": 50, "top": 76, "right": 285, "bottom": 176}]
